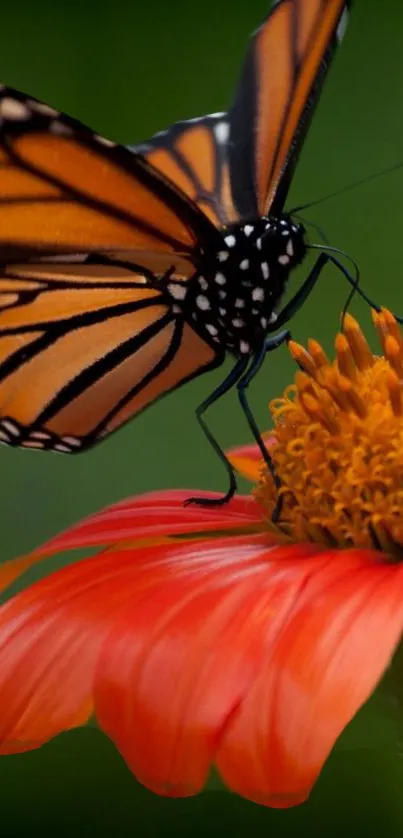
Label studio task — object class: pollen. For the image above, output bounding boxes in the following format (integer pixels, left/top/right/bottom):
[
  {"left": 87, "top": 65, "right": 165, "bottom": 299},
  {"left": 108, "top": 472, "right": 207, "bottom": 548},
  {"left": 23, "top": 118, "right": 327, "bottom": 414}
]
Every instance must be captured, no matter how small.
[{"left": 256, "top": 309, "right": 403, "bottom": 557}]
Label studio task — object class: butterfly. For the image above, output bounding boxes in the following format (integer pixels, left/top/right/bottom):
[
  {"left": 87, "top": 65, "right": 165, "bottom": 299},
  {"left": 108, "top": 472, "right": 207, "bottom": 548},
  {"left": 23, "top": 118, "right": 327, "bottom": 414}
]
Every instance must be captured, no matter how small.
[{"left": 0, "top": 0, "right": 351, "bottom": 503}]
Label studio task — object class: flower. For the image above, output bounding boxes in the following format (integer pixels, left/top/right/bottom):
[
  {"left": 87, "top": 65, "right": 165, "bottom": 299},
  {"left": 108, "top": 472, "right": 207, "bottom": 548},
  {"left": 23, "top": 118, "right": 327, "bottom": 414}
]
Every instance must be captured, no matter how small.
[{"left": 0, "top": 310, "right": 403, "bottom": 808}]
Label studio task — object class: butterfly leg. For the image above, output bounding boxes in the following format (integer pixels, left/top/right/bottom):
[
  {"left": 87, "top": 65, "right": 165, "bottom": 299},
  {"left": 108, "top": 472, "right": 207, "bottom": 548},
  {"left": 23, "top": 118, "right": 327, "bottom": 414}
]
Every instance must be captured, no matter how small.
[
  {"left": 237, "top": 329, "right": 290, "bottom": 522},
  {"left": 303, "top": 248, "right": 399, "bottom": 325},
  {"left": 323, "top": 253, "right": 385, "bottom": 324},
  {"left": 185, "top": 356, "right": 249, "bottom": 507},
  {"left": 273, "top": 252, "right": 329, "bottom": 329}
]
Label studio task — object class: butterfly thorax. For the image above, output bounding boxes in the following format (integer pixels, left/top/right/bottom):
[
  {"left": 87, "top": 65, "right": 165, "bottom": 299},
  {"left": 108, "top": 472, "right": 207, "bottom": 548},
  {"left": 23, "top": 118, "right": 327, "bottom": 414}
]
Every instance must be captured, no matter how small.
[{"left": 167, "top": 216, "right": 306, "bottom": 356}]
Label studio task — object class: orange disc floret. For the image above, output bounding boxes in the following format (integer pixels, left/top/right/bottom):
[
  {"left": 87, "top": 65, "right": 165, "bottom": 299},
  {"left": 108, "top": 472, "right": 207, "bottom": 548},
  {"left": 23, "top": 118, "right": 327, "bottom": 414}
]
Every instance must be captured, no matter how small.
[{"left": 257, "top": 310, "right": 403, "bottom": 556}]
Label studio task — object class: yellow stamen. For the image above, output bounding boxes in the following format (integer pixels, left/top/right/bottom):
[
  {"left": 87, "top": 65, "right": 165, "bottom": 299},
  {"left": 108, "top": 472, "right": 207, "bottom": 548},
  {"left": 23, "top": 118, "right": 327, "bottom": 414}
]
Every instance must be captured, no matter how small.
[
  {"left": 294, "top": 370, "right": 316, "bottom": 398},
  {"left": 382, "top": 307, "right": 403, "bottom": 351},
  {"left": 335, "top": 333, "right": 356, "bottom": 380},
  {"left": 307, "top": 338, "right": 329, "bottom": 370},
  {"left": 343, "top": 312, "right": 374, "bottom": 370},
  {"left": 288, "top": 340, "right": 317, "bottom": 378},
  {"left": 384, "top": 335, "right": 403, "bottom": 377},
  {"left": 337, "top": 374, "right": 368, "bottom": 418},
  {"left": 257, "top": 310, "right": 403, "bottom": 558}
]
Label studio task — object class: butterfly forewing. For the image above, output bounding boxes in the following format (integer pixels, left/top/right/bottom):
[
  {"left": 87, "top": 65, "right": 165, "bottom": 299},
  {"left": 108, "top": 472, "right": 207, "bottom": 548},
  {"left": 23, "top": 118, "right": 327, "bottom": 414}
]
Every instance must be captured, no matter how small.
[
  {"left": 228, "top": 0, "right": 350, "bottom": 217},
  {"left": 0, "top": 86, "right": 218, "bottom": 262}
]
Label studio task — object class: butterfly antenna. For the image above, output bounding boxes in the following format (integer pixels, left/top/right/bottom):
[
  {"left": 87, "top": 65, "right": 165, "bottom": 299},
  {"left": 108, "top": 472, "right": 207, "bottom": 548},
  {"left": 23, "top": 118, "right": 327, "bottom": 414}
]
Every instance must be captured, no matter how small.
[
  {"left": 292, "top": 211, "right": 329, "bottom": 245},
  {"left": 290, "top": 160, "right": 403, "bottom": 214}
]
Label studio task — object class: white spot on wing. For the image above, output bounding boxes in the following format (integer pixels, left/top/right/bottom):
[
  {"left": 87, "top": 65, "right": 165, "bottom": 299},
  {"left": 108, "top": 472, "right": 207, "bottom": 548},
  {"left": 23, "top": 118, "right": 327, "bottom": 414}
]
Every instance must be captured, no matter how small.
[
  {"left": 286, "top": 240, "right": 294, "bottom": 257},
  {"left": 1, "top": 419, "right": 20, "bottom": 436},
  {"left": 168, "top": 282, "right": 187, "bottom": 300},
  {"left": 240, "top": 259, "right": 249, "bottom": 270},
  {"left": 198, "top": 276, "right": 208, "bottom": 291},
  {"left": 279, "top": 255, "right": 290, "bottom": 265},
  {"left": 337, "top": 8, "right": 349, "bottom": 42},
  {"left": 49, "top": 120, "right": 73, "bottom": 136},
  {"left": 235, "top": 298, "right": 245, "bottom": 308},
  {"left": 0, "top": 97, "right": 30, "bottom": 120},
  {"left": 214, "top": 121, "right": 229, "bottom": 144},
  {"left": 94, "top": 134, "right": 116, "bottom": 147},
  {"left": 218, "top": 251, "right": 229, "bottom": 262},
  {"left": 215, "top": 272, "right": 226, "bottom": 285},
  {"left": 269, "top": 311, "right": 278, "bottom": 324},
  {"left": 243, "top": 225, "right": 254, "bottom": 236},
  {"left": 261, "top": 262, "right": 269, "bottom": 279},
  {"left": 240, "top": 340, "right": 250, "bottom": 354},
  {"left": 23, "top": 440, "right": 46, "bottom": 450},
  {"left": 28, "top": 100, "right": 59, "bottom": 117},
  {"left": 206, "top": 323, "right": 218, "bottom": 336},
  {"left": 232, "top": 317, "right": 244, "bottom": 328},
  {"left": 61, "top": 436, "right": 82, "bottom": 447}
]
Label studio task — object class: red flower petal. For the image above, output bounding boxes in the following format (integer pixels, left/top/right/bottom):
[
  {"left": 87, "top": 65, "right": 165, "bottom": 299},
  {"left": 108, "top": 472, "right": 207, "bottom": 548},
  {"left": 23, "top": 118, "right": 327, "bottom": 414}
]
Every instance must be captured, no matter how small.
[
  {"left": 94, "top": 541, "right": 324, "bottom": 797},
  {"left": 37, "top": 491, "right": 264, "bottom": 553},
  {"left": 0, "top": 490, "right": 264, "bottom": 594},
  {"left": 217, "top": 549, "right": 403, "bottom": 807},
  {"left": 227, "top": 443, "right": 266, "bottom": 482},
  {"left": 0, "top": 530, "right": 276, "bottom": 754},
  {"left": 1, "top": 508, "right": 401, "bottom": 809}
]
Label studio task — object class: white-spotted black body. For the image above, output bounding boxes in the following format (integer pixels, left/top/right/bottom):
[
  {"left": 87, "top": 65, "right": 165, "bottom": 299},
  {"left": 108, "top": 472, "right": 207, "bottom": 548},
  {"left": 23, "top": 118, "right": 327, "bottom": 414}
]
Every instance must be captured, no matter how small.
[{"left": 167, "top": 215, "right": 306, "bottom": 356}]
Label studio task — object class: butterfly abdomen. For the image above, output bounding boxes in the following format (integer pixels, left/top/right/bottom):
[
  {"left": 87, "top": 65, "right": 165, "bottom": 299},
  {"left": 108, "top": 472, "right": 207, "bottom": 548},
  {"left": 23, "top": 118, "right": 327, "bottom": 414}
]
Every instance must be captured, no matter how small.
[{"left": 166, "top": 215, "right": 306, "bottom": 356}]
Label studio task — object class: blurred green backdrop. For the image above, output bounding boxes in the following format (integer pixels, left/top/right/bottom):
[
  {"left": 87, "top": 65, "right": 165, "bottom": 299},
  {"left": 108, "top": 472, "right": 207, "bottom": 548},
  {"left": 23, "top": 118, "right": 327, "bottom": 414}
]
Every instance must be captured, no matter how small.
[{"left": 1, "top": 0, "right": 403, "bottom": 834}]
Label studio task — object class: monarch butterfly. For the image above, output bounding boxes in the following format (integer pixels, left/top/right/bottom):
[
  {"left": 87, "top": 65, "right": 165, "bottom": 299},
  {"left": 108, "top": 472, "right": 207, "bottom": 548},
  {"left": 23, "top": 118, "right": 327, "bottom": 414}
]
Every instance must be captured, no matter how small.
[{"left": 0, "top": 0, "right": 351, "bottom": 503}]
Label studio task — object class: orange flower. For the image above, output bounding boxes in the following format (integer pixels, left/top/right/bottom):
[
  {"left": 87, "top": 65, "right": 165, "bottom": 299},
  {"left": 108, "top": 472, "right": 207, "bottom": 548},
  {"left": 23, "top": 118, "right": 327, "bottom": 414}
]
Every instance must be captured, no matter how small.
[{"left": 0, "top": 310, "right": 403, "bottom": 808}]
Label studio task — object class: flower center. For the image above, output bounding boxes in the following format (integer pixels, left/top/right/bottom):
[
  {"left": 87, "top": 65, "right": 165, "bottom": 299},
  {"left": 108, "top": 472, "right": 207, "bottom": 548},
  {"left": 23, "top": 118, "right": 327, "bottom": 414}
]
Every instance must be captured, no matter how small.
[{"left": 257, "top": 309, "right": 403, "bottom": 557}]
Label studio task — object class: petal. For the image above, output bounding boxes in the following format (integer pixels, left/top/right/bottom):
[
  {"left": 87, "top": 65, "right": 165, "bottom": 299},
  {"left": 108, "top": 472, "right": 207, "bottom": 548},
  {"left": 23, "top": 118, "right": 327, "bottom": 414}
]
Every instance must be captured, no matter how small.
[
  {"left": 217, "top": 549, "right": 403, "bottom": 807},
  {"left": 94, "top": 540, "right": 324, "bottom": 798},
  {"left": 227, "top": 444, "right": 265, "bottom": 482},
  {"left": 0, "top": 490, "right": 264, "bottom": 594},
  {"left": 0, "top": 530, "right": 276, "bottom": 754}
]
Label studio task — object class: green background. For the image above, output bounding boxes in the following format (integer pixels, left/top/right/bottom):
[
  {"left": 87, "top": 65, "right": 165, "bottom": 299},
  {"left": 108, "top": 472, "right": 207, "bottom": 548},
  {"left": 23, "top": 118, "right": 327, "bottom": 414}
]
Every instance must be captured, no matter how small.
[{"left": 1, "top": 0, "right": 403, "bottom": 834}]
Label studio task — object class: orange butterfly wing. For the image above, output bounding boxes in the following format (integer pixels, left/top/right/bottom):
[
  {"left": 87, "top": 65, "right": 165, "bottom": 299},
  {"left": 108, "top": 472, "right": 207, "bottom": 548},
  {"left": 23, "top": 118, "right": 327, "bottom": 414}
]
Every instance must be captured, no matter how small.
[
  {"left": 134, "top": 114, "right": 239, "bottom": 227},
  {"left": 229, "top": 0, "right": 350, "bottom": 217},
  {"left": 0, "top": 86, "right": 219, "bottom": 264},
  {"left": 0, "top": 260, "right": 221, "bottom": 451},
  {"left": 134, "top": 1, "right": 350, "bottom": 224},
  {"left": 0, "top": 0, "right": 351, "bottom": 453},
  {"left": 0, "top": 88, "right": 223, "bottom": 451}
]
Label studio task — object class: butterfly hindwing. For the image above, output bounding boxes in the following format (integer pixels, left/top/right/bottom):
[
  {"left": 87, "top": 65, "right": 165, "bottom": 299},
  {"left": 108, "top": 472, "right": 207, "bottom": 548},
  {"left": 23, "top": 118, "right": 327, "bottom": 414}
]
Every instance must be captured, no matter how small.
[
  {"left": 0, "top": 260, "right": 222, "bottom": 451},
  {"left": 133, "top": 113, "right": 239, "bottom": 228}
]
